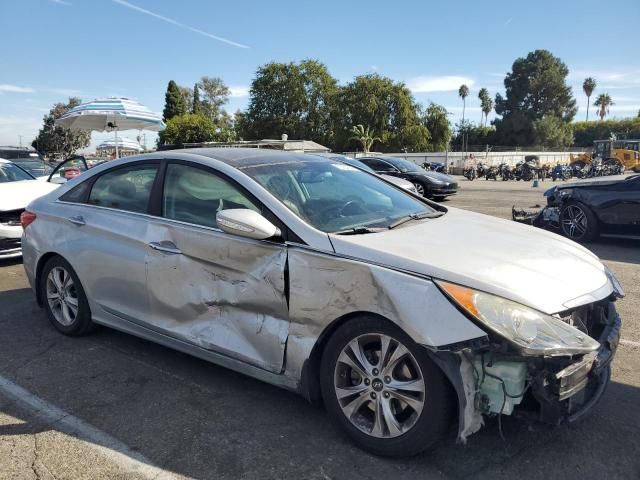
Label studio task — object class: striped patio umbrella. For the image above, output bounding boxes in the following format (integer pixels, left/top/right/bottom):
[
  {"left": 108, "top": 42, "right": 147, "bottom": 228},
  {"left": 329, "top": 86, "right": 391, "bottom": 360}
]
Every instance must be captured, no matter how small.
[{"left": 55, "top": 98, "right": 165, "bottom": 158}]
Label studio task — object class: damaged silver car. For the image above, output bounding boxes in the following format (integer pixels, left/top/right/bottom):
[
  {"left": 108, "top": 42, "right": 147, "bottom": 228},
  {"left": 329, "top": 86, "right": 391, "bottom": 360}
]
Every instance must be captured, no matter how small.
[{"left": 21, "top": 149, "right": 623, "bottom": 457}]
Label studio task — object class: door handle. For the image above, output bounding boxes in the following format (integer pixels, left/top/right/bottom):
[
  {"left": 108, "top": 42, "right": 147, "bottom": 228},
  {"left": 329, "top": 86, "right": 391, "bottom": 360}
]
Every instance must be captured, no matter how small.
[
  {"left": 148, "top": 241, "right": 182, "bottom": 255},
  {"left": 68, "top": 215, "right": 86, "bottom": 226}
]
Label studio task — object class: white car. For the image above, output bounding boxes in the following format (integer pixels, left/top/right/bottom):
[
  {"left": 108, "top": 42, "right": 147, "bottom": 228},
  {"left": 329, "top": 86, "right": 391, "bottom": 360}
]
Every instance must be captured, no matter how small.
[{"left": 0, "top": 159, "right": 58, "bottom": 258}]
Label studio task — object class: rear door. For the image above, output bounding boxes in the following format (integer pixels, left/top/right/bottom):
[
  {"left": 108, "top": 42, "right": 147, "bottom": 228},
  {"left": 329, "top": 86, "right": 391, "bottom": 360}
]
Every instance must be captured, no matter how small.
[
  {"left": 55, "top": 162, "right": 160, "bottom": 324},
  {"left": 144, "top": 161, "right": 289, "bottom": 373}
]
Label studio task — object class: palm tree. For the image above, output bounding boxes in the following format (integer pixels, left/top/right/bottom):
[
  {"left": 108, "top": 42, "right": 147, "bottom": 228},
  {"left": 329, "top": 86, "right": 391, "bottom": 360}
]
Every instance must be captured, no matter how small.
[
  {"left": 349, "top": 124, "right": 381, "bottom": 152},
  {"left": 478, "top": 88, "right": 493, "bottom": 127},
  {"left": 582, "top": 77, "right": 596, "bottom": 121},
  {"left": 593, "top": 93, "right": 614, "bottom": 120},
  {"left": 458, "top": 84, "right": 470, "bottom": 124}
]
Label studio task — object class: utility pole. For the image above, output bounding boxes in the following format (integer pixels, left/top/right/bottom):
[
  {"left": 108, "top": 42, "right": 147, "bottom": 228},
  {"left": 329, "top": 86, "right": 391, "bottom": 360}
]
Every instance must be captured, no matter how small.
[{"left": 18, "top": 135, "right": 23, "bottom": 148}]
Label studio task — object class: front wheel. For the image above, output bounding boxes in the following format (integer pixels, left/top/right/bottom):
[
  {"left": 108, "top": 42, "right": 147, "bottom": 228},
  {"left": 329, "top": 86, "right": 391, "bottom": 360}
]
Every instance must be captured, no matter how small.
[
  {"left": 320, "top": 317, "right": 452, "bottom": 457},
  {"left": 560, "top": 202, "right": 598, "bottom": 242},
  {"left": 412, "top": 182, "right": 426, "bottom": 197},
  {"left": 40, "top": 256, "right": 95, "bottom": 336}
]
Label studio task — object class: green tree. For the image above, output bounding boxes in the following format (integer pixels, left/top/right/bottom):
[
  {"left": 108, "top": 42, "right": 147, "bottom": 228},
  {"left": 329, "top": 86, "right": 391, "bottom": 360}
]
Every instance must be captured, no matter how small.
[
  {"left": 458, "top": 84, "right": 470, "bottom": 124},
  {"left": 452, "top": 123, "right": 496, "bottom": 147},
  {"left": 494, "top": 50, "right": 577, "bottom": 145},
  {"left": 421, "top": 103, "right": 451, "bottom": 151},
  {"left": 163, "top": 80, "right": 186, "bottom": 121},
  {"left": 192, "top": 84, "right": 202, "bottom": 114},
  {"left": 532, "top": 115, "right": 574, "bottom": 148},
  {"left": 582, "top": 77, "right": 596, "bottom": 121},
  {"left": 349, "top": 124, "right": 382, "bottom": 152},
  {"left": 478, "top": 88, "right": 493, "bottom": 127},
  {"left": 572, "top": 117, "right": 640, "bottom": 146},
  {"left": 336, "top": 74, "right": 425, "bottom": 151},
  {"left": 594, "top": 93, "right": 614, "bottom": 120},
  {"left": 32, "top": 97, "right": 91, "bottom": 158},
  {"left": 158, "top": 114, "right": 218, "bottom": 146},
  {"left": 240, "top": 60, "right": 338, "bottom": 145},
  {"left": 197, "top": 76, "right": 231, "bottom": 122}
]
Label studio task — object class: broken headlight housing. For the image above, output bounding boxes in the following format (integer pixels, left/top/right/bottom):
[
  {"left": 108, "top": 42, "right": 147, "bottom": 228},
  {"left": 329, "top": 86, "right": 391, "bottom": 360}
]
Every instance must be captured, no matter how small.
[{"left": 437, "top": 281, "right": 600, "bottom": 356}]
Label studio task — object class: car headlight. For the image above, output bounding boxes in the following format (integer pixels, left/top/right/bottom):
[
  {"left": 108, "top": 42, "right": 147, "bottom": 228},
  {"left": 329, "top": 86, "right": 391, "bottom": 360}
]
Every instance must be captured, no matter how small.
[
  {"left": 428, "top": 178, "right": 445, "bottom": 185},
  {"left": 437, "top": 281, "right": 600, "bottom": 355},
  {"left": 605, "top": 267, "right": 625, "bottom": 298}
]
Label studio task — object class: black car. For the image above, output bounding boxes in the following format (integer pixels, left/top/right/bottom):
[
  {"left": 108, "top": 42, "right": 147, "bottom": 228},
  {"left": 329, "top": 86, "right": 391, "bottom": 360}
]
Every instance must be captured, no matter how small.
[
  {"left": 513, "top": 174, "right": 640, "bottom": 242},
  {"left": 358, "top": 156, "right": 457, "bottom": 200}
]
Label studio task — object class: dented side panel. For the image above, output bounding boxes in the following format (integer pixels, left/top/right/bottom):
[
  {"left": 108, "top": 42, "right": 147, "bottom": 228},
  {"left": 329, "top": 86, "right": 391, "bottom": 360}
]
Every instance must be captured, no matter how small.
[
  {"left": 144, "top": 220, "right": 289, "bottom": 373},
  {"left": 284, "top": 246, "right": 487, "bottom": 381}
]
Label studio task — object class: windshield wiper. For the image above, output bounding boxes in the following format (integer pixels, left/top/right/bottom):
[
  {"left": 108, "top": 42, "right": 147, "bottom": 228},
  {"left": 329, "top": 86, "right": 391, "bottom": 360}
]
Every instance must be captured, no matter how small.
[
  {"left": 334, "top": 227, "right": 388, "bottom": 235},
  {"left": 388, "top": 211, "right": 444, "bottom": 229}
]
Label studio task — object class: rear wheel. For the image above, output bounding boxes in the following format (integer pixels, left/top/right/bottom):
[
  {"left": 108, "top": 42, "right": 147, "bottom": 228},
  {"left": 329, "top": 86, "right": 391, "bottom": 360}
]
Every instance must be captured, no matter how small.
[
  {"left": 320, "top": 317, "right": 452, "bottom": 457},
  {"left": 560, "top": 201, "right": 598, "bottom": 242},
  {"left": 40, "top": 256, "right": 95, "bottom": 336}
]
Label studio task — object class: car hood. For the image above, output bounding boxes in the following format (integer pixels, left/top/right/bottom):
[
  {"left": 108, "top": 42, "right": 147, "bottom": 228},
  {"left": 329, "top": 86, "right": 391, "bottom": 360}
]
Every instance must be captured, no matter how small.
[
  {"left": 330, "top": 207, "right": 611, "bottom": 314},
  {"left": 554, "top": 174, "right": 635, "bottom": 190},
  {"left": 421, "top": 171, "right": 456, "bottom": 183},
  {"left": 381, "top": 174, "right": 414, "bottom": 189},
  {"left": 0, "top": 180, "right": 59, "bottom": 211}
]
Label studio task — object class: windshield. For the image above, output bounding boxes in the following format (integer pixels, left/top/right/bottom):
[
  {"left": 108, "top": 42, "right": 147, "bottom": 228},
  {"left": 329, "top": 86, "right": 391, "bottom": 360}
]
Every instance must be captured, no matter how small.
[
  {"left": 336, "top": 156, "right": 375, "bottom": 173},
  {"left": 9, "top": 158, "right": 54, "bottom": 177},
  {"left": 0, "top": 162, "right": 36, "bottom": 183},
  {"left": 384, "top": 157, "right": 423, "bottom": 173},
  {"left": 243, "top": 161, "right": 434, "bottom": 233}
]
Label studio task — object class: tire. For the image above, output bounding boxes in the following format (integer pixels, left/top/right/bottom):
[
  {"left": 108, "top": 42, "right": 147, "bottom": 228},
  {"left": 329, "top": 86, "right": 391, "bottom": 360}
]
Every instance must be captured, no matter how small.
[
  {"left": 40, "top": 256, "right": 95, "bottom": 336},
  {"left": 320, "top": 316, "right": 452, "bottom": 457},
  {"left": 412, "top": 182, "right": 426, "bottom": 197},
  {"left": 433, "top": 196, "right": 447, "bottom": 202},
  {"left": 559, "top": 201, "right": 599, "bottom": 242}
]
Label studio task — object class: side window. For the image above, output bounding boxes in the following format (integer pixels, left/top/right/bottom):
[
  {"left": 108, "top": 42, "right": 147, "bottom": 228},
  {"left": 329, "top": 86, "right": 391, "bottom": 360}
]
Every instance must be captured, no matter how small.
[
  {"left": 59, "top": 181, "right": 91, "bottom": 203},
  {"left": 163, "top": 164, "right": 260, "bottom": 228},
  {"left": 360, "top": 158, "right": 395, "bottom": 172},
  {"left": 88, "top": 164, "right": 158, "bottom": 213}
]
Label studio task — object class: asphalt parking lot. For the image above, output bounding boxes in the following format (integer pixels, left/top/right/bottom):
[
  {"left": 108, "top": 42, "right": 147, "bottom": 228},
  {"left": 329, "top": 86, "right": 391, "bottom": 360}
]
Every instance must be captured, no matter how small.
[{"left": 1, "top": 177, "right": 638, "bottom": 480}]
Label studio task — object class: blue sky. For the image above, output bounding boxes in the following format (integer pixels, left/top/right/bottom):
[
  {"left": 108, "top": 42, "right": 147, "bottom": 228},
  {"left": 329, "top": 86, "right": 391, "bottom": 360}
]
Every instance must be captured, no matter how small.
[{"left": 1, "top": 0, "right": 639, "bottom": 151}]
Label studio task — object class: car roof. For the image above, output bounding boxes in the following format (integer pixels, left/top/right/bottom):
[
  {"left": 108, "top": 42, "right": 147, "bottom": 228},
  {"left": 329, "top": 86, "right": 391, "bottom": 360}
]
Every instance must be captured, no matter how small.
[{"left": 129, "top": 148, "right": 334, "bottom": 169}]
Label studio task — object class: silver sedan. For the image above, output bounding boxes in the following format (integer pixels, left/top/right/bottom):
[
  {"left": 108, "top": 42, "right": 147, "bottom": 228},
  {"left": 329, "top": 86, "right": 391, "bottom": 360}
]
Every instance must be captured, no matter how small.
[{"left": 21, "top": 149, "right": 622, "bottom": 456}]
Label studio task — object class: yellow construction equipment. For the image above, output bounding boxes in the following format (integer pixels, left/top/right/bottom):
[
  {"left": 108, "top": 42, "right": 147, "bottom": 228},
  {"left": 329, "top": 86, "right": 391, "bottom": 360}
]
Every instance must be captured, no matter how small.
[{"left": 570, "top": 139, "right": 640, "bottom": 172}]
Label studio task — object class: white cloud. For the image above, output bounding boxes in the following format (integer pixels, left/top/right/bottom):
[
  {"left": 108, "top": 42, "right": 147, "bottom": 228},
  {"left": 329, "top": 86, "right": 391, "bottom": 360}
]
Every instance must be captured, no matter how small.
[
  {"left": 48, "top": 0, "right": 72, "bottom": 5},
  {"left": 569, "top": 69, "right": 640, "bottom": 89},
  {"left": 111, "top": 0, "right": 249, "bottom": 49},
  {"left": 228, "top": 86, "right": 249, "bottom": 98},
  {"left": 407, "top": 76, "right": 475, "bottom": 93},
  {"left": 369, "top": 65, "right": 378, "bottom": 72},
  {"left": 47, "top": 87, "right": 84, "bottom": 97},
  {"left": 0, "top": 84, "right": 35, "bottom": 94},
  {"left": 504, "top": 17, "right": 513, "bottom": 26}
]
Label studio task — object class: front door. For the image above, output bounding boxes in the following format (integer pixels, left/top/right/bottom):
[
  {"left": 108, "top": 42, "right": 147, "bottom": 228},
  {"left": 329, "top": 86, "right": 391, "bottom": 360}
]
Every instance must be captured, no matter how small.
[{"left": 144, "top": 162, "right": 289, "bottom": 373}]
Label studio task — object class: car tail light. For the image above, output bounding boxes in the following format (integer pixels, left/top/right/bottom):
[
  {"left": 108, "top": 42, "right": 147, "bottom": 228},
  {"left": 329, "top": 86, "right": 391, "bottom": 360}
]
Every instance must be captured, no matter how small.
[{"left": 20, "top": 211, "right": 37, "bottom": 229}]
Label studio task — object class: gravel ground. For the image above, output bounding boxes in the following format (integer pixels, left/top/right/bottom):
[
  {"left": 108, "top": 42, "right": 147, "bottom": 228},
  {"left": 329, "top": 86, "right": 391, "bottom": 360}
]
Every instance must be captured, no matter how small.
[{"left": 0, "top": 176, "right": 638, "bottom": 480}]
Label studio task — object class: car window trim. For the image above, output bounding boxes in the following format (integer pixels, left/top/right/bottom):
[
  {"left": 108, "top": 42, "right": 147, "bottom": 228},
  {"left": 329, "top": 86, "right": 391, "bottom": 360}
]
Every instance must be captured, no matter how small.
[
  {"left": 156, "top": 159, "right": 304, "bottom": 244},
  {"left": 86, "top": 160, "right": 161, "bottom": 214}
]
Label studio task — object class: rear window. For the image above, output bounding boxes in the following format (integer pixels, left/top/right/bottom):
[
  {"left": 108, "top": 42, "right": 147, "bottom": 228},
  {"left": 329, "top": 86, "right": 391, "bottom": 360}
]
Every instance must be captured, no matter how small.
[{"left": 88, "top": 164, "right": 158, "bottom": 213}]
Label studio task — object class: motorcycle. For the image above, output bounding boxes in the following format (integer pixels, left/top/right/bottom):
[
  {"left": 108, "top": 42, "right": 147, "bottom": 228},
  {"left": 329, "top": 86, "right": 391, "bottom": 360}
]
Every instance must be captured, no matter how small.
[
  {"left": 497, "top": 163, "right": 513, "bottom": 181},
  {"left": 463, "top": 165, "right": 477, "bottom": 181},
  {"left": 476, "top": 163, "right": 488, "bottom": 178},
  {"left": 485, "top": 166, "right": 499, "bottom": 180},
  {"left": 551, "top": 164, "right": 572, "bottom": 182}
]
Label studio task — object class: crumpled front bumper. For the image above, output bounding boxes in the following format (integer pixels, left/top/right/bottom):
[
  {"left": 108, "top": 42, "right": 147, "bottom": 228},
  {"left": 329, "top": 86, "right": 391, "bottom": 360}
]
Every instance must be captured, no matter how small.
[
  {"left": 431, "top": 299, "right": 622, "bottom": 441},
  {"left": 512, "top": 205, "right": 560, "bottom": 230},
  {"left": 528, "top": 301, "right": 621, "bottom": 425}
]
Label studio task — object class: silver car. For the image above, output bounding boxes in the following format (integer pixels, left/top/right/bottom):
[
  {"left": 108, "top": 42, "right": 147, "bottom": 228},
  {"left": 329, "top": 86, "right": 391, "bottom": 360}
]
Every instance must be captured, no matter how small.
[{"left": 22, "top": 149, "right": 622, "bottom": 457}]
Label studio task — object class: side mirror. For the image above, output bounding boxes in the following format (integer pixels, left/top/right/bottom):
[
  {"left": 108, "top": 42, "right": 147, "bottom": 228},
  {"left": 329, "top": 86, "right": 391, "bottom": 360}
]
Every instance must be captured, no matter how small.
[{"left": 216, "top": 209, "right": 281, "bottom": 240}]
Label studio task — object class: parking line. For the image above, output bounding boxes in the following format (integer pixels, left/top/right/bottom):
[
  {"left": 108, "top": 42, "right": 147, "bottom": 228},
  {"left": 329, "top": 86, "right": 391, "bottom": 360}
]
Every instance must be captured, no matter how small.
[
  {"left": 620, "top": 339, "right": 640, "bottom": 348},
  {"left": 0, "top": 375, "right": 178, "bottom": 480}
]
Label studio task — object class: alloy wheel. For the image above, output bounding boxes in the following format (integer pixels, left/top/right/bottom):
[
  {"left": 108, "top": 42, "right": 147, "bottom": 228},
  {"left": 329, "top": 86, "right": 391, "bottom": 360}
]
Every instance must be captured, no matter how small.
[
  {"left": 412, "top": 183, "right": 425, "bottom": 196},
  {"left": 334, "top": 334, "right": 425, "bottom": 439},
  {"left": 46, "top": 266, "right": 79, "bottom": 327},
  {"left": 561, "top": 204, "right": 588, "bottom": 239}
]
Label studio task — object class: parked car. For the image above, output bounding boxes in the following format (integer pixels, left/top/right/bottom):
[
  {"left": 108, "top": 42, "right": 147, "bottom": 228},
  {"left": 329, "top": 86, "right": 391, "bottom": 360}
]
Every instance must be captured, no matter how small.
[
  {"left": 312, "top": 153, "right": 418, "bottom": 194},
  {"left": 0, "top": 147, "right": 53, "bottom": 179},
  {"left": 358, "top": 156, "right": 457, "bottom": 200},
  {"left": 513, "top": 173, "right": 640, "bottom": 242},
  {"left": 0, "top": 159, "right": 58, "bottom": 258},
  {"left": 22, "top": 149, "right": 622, "bottom": 456}
]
